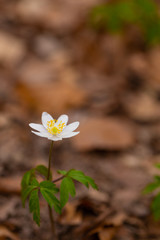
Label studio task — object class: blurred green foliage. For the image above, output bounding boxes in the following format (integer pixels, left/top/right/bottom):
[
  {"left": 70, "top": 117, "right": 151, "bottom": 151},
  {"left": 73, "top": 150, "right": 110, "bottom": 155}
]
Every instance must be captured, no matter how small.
[
  {"left": 143, "top": 164, "right": 160, "bottom": 220},
  {"left": 90, "top": 0, "right": 160, "bottom": 45}
]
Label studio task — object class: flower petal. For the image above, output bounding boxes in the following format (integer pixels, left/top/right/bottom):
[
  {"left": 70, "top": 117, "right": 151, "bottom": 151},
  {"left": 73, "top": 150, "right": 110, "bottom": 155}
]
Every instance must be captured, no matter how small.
[
  {"left": 48, "top": 135, "right": 62, "bottom": 141},
  {"left": 41, "top": 112, "right": 53, "bottom": 129},
  {"left": 61, "top": 131, "right": 80, "bottom": 138},
  {"left": 61, "top": 121, "right": 79, "bottom": 135},
  {"left": 56, "top": 114, "right": 68, "bottom": 126},
  {"left": 31, "top": 131, "right": 48, "bottom": 138},
  {"left": 29, "top": 123, "right": 46, "bottom": 133}
]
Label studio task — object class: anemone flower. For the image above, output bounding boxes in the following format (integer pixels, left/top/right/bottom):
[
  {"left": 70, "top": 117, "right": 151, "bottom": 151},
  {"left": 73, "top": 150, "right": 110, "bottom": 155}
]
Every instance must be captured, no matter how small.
[{"left": 29, "top": 112, "right": 79, "bottom": 141}]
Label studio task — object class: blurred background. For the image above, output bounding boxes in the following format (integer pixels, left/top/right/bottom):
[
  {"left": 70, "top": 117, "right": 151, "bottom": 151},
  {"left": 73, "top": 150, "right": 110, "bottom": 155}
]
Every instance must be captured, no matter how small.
[{"left": 0, "top": 0, "right": 160, "bottom": 239}]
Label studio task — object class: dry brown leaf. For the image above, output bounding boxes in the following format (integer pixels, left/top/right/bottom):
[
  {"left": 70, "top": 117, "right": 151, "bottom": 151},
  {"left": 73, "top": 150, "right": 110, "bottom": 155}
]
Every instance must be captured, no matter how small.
[
  {"left": 15, "top": 81, "right": 86, "bottom": 114},
  {"left": 0, "top": 225, "right": 20, "bottom": 240},
  {"left": 16, "top": 0, "right": 103, "bottom": 33},
  {"left": 98, "top": 228, "right": 117, "bottom": 240},
  {"left": 73, "top": 117, "right": 136, "bottom": 151},
  {"left": 105, "top": 213, "right": 126, "bottom": 227},
  {"left": 0, "top": 32, "right": 25, "bottom": 66},
  {"left": 88, "top": 189, "right": 109, "bottom": 203},
  {"left": 125, "top": 93, "right": 160, "bottom": 122},
  {"left": 88, "top": 212, "right": 126, "bottom": 239},
  {"left": 16, "top": 0, "right": 52, "bottom": 23},
  {"left": 58, "top": 202, "right": 82, "bottom": 225},
  {"left": 17, "top": 59, "right": 55, "bottom": 84},
  {"left": 0, "top": 176, "right": 21, "bottom": 194}
]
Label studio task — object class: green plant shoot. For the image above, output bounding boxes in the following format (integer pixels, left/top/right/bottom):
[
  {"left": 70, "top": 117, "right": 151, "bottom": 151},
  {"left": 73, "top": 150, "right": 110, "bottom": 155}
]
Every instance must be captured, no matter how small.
[
  {"left": 21, "top": 112, "right": 98, "bottom": 233},
  {"left": 143, "top": 163, "right": 160, "bottom": 220},
  {"left": 90, "top": 0, "right": 160, "bottom": 45}
]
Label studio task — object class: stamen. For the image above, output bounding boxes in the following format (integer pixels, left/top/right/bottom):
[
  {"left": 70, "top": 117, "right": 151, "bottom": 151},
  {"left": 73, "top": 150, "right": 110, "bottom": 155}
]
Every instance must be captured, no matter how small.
[{"left": 47, "top": 120, "right": 65, "bottom": 135}]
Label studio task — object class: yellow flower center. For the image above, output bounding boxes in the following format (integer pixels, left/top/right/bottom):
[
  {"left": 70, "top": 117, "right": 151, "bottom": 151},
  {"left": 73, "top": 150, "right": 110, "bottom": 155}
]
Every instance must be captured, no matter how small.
[{"left": 47, "top": 120, "right": 65, "bottom": 135}]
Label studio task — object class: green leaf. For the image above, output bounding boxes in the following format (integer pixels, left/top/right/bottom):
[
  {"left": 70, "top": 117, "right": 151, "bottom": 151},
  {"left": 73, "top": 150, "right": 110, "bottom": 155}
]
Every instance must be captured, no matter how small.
[
  {"left": 143, "top": 182, "right": 160, "bottom": 194},
  {"left": 21, "top": 169, "right": 35, "bottom": 189},
  {"left": 154, "top": 175, "right": 160, "bottom": 183},
  {"left": 30, "top": 178, "right": 39, "bottom": 187},
  {"left": 21, "top": 176, "right": 39, "bottom": 208},
  {"left": 151, "top": 193, "right": 160, "bottom": 220},
  {"left": 85, "top": 176, "right": 98, "bottom": 190},
  {"left": 57, "top": 170, "right": 67, "bottom": 176},
  {"left": 60, "top": 177, "right": 76, "bottom": 208},
  {"left": 68, "top": 170, "right": 89, "bottom": 188},
  {"left": 21, "top": 185, "right": 37, "bottom": 207},
  {"left": 90, "top": 0, "right": 160, "bottom": 45},
  {"left": 65, "top": 177, "right": 76, "bottom": 197},
  {"left": 68, "top": 169, "right": 98, "bottom": 189},
  {"left": 39, "top": 181, "right": 59, "bottom": 194},
  {"left": 58, "top": 169, "right": 98, "bottom": 190},
  {"left": 36, "top": 165, "right": 52, "bottom": 180},
  {"left": 40, "top": 189, "right": 61, "bottom": 214},
  {"left": 40, "top": 180, "right": 60, "bottom": 213},
  {"left": 155, "top": 163, "right": 160, "bottom": 169},
  {"left": 135, "top": 0, "right": 157, "bottom": 16},
  {"left": 29, "top": 189, "right": 40, "bottom": 226},
  {"left": 117, "top": 1, "right": 136, "bottom": 23}
]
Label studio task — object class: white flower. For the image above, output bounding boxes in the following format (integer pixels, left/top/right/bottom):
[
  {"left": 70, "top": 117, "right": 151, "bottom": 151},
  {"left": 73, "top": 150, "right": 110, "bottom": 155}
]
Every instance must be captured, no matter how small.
[{"left": 29, "top": 112, "right": 80, "bottom": 141}]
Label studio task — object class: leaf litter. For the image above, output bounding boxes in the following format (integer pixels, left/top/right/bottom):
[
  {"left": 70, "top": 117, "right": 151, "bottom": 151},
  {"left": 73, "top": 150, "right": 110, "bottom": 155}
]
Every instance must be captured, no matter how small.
[{"left": 0, "top": 0, "right": 160, "bottom": 239}]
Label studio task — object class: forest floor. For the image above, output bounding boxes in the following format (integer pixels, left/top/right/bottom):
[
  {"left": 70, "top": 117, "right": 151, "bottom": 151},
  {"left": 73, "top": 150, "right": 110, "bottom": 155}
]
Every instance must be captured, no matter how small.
[{"left": 0, "top": 0, "right": 160, "bottom": 240}]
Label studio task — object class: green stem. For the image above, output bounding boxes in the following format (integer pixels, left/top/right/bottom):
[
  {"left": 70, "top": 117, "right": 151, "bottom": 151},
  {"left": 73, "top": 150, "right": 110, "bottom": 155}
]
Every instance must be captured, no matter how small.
[
  {"left": 52, "top": 175, "right": 64, "bottom": 183},
  {"left": 47, "top": 141, "right": 54, "bottom": 180},
  {"left": 48, "top": 205, "right": 57, "bottom": 240},
  {"left": 47, "top": 141, "right": 58, "bottom": 240}
]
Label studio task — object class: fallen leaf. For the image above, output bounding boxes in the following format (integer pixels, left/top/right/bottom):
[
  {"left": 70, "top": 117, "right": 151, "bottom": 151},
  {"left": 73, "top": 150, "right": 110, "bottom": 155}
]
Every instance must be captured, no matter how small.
[
  {"left": 16, "top": 0, "right": 103, "bottom": 33},
  {"left": 0, "top": 176, "right": 21, "bottom": 194},
  {"left": 15, "top": 81, "right": 87, "bottom": 114},
  {"left": 73, "top": 117, "right": 136, "bottom": 151},
  {"left": 0, "top": 225, "right": 20, "bottom": 240},
  {"left": 125, "top": 93, "right": 160, "bottom": 122},
  {"left": 58, "top": 202, "right": 82, "bottom": 225},
  {"left": 0, "top": 31, "right": 25, "bottom": 66},
  {"left": 98, "top": 228, "right": 116, "bottom": 240}
]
